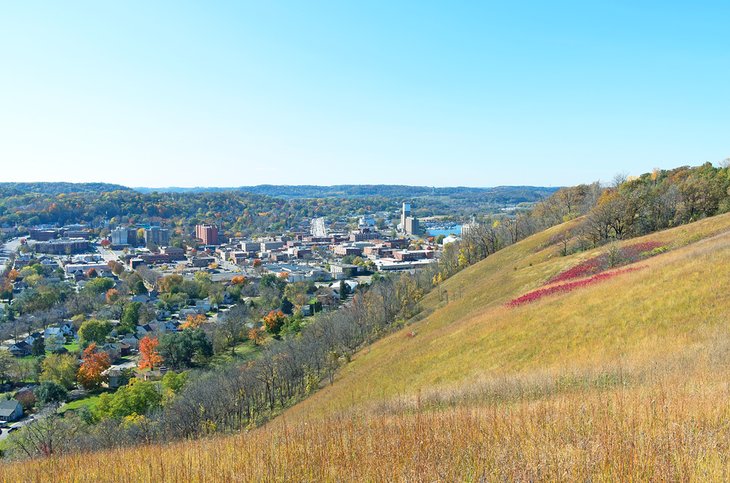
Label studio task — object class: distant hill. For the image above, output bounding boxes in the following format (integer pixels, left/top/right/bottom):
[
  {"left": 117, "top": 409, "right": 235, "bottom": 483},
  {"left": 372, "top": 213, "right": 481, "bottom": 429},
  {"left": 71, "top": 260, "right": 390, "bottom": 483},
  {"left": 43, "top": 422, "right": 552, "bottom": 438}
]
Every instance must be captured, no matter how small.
[
  {"left": 134, "top": 185, "right": 560, "bottom": 204},
  {"left": 0, "top": 182, "right": 132, "bottom": 196},
  {"left": 0, "top": 183, "right": 551, "bottom": 232},
  {"left": 4, "top": 182, "right": 558, "bottom": 205}
]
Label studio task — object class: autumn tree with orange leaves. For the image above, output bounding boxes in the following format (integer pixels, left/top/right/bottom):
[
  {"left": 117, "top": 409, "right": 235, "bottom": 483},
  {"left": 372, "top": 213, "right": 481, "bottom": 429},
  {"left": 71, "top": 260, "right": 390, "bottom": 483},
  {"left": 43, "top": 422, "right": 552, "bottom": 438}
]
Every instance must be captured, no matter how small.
[
  {"left": 247, "top": 327, "right": 266, "bottom": 345},
  {"left": 263, "top": 310, "right": 287, "bottom": 336},
  {"left": 139, "top": 336, "right": 163, "bottom": 370},
  {"left": 181, "top": 314, "right": 207, "bottom": 329},
  {"left": 105, "top": 288, "right": 120, "bottom": 304},
  {"left": 77, "top": 343, "right": 111, "bottom": 390}
]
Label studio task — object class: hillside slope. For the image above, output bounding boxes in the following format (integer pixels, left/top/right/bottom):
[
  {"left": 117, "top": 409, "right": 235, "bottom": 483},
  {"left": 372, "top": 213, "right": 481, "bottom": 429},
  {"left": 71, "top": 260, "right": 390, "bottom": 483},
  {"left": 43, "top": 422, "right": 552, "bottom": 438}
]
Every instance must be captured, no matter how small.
[
  {"left": 6, "top": 213, "right": 730, "bottom": 481},
  {"left": 284, "top": 212, "right": 730, "bottom": 420}
]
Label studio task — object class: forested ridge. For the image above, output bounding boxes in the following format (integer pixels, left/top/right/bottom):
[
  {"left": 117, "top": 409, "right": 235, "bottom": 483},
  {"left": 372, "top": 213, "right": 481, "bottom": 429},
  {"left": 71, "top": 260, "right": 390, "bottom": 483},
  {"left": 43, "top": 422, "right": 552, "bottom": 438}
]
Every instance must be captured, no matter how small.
[
  {"left": 445, "top": 163, "right": 730, "bottom": 277},
  {"left": 0, "top": 185, "right": 556, "bottom": 237},
  {"left": 0, "top": 183, "right": 131, "bottom": 197}
]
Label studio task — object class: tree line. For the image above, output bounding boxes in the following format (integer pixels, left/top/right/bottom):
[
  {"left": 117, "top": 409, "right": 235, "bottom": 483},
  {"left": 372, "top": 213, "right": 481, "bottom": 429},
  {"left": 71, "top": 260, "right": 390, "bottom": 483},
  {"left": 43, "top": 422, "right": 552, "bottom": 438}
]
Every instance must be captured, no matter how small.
[
  {"left": 437, "top": 163, "right": 730, "bottom": 281},
  {"left": 6, "top": 269, "right": 436, "bottom": 457}
]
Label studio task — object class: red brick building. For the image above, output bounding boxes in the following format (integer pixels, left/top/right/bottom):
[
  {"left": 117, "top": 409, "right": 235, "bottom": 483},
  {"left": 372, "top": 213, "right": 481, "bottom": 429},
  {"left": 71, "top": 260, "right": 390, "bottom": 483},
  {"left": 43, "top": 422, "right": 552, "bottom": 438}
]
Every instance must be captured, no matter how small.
[{"left": 195, "top": 224, "right": 219, "bottom": 245}]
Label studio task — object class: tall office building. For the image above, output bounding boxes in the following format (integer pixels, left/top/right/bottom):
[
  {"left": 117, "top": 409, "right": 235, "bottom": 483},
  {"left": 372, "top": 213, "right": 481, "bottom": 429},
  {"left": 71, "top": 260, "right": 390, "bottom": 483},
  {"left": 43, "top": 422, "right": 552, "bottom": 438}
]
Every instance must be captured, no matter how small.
[
  {"left": 144, "top": 226, "right": 170, "bottom": 247},
  {"left": 405, "top": 216, "right": 420, "bottom": 236},
  {"left": 400, "top": 202, "right": 411, "bottom": 231},
  {"left": 111, "top": 227, "right": 138, "bottom": 247},
  {"left": 400, "top": 202, "right": 420, "bottom": 235},
  {"left": 110, "top": 227, "right": 128, "bottom": 246},
  {"left": 195, "top": 224, "right": 219, "bottom": 245},
  {"left": 310, "top": 217, "right": 327, "bottom": 238}
]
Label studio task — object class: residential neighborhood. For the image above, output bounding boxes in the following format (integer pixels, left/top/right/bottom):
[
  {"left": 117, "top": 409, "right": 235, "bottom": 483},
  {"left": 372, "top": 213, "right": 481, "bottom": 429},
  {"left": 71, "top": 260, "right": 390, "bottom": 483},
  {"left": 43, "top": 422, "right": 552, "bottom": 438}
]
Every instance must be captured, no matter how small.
[{"left": 0, "top": 200, "right": 461, "bottom": 446}]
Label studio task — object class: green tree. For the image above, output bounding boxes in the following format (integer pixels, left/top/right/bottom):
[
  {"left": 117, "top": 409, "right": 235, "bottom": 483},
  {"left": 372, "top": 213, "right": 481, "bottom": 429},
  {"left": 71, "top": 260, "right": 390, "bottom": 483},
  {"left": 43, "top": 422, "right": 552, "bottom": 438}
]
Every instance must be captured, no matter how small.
[
  {"left": 280, "top": 297, "right": 294, "bottom": 315},
  {"left": 120, "top": 302, "right": 141, "bottom": 332},
  {"left": 35, "top": 381, "right": 68, "bottom": 405},
  {"left": 95, "top": 379, "right": 162, "bottom": 420},
  {"left": 132, "top": 279, "right": 148, "bottom": 295},
  {"left": 12, "top": 358, "right": 40, "bottom": 384},
  {"left": 83, "top": 277, "right": 115, "bottom": 295},
  {"left": 280, "top": 314, "right": 303, "bottom": 337},
  {"left": 0, "top": 349, "right": 15, "bottom": 384},
  {"left": 158, "top": 329, "right": 213, "bottom": 370},
  {"left": 339, "top": 280, "right": 349, "bottom": 300},
  {"left": 263, "top": 310, "right": 287, "bottom": 336},
  {"left": 40, "top": 354, "right": 78, "bottom": 389},
  {"left": 259, "top": 273, "right": 286, "bottom": 292},
  {"left": 284, "top": 282, "right": 311, "bottom": 308},
  {"left": 193, "top": 271, "right": 212, "bottom": 285},
  {"left": 45, "top": 333, "right": 65, "bottom": 353},
  {"left": 126, "top": 273, "right": 148, "bottom": 295},
  {"left": 158, "top": 274, "right": 184, "bottom": 294},
  {"left": 78, "top": 319, "right": 112, "bottom": 347},
  {"left": 31, "top": 337, "right": 45, "bottom": 357},
  {"left": 14, "top": 285, "right": 62, "bottom": 314},
  {"left": 161, "top": 370, "right": 188, "bottom": 395}
]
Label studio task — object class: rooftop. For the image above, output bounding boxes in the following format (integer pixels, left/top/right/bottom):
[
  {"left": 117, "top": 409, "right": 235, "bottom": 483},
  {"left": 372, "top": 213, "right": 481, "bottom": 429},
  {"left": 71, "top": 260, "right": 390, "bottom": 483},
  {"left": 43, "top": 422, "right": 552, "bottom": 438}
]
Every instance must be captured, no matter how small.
[{"left": 0, "top": 399, "right": 20, "bottom": 416}]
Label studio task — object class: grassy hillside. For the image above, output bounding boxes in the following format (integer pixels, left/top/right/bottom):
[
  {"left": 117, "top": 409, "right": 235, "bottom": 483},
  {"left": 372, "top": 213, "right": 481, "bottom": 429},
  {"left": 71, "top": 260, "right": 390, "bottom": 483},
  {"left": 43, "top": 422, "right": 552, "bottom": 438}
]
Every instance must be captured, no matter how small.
[
  {"left": 6, "top": 213, "right": 730, "bottom": 480},
  {"left": 285, "top": 212, "right": 730, "bottom": 418}
]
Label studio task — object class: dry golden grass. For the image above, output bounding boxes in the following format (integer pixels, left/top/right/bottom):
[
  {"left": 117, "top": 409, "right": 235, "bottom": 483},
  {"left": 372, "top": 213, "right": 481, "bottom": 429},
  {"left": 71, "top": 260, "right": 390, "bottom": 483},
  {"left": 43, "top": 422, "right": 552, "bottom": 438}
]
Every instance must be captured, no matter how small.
[
  {"left": 8, "top": 364, "right": 730, "bottom": 481},
  {"left": 5, "top": 213, "right": 730, "bottom": 481}
]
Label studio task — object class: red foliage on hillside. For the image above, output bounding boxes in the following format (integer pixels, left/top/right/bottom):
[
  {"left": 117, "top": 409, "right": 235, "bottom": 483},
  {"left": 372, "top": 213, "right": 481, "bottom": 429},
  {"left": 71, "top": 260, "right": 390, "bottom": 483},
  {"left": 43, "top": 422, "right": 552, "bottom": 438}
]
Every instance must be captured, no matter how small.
[
  {"left": 548, "top": 241, "right": 664, "bottom": 284},
  {"left": 549, "top": 258, "right": 603, "bottom": 284},
  {"left": 508, "top": 266, "right": 645, "bottom": 307},
  {"left": 620, "top": 241, "right": 666, "bottom": 260}
]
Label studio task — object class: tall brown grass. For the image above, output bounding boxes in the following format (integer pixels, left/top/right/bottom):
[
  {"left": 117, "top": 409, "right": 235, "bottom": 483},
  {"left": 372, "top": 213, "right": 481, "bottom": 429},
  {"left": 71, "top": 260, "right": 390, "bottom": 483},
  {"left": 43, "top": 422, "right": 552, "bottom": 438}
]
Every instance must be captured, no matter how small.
[{"left": 5, "top": 363, "right": 730, "bottom": 481}]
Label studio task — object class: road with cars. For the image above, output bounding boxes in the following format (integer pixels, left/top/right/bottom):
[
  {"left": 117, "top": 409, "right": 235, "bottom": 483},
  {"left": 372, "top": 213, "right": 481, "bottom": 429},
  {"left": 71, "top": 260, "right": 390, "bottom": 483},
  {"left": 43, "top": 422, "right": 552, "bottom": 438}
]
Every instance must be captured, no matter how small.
[{"left": 0, "top": 414, "right": 35, "bottom": 442}]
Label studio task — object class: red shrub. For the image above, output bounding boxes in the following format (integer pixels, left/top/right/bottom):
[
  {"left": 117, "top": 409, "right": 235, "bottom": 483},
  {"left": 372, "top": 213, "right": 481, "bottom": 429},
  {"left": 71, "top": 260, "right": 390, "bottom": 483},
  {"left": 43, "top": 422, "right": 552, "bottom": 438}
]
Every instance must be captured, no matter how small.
[
  {"left": 508, "top": 266, "right": 644, "bottom": 307},
  {"left": 549, "top": 258, "right": 603, "bottom": 284},
  {"left": 549, "top": 241, "right": 665, "bottom": 284}
]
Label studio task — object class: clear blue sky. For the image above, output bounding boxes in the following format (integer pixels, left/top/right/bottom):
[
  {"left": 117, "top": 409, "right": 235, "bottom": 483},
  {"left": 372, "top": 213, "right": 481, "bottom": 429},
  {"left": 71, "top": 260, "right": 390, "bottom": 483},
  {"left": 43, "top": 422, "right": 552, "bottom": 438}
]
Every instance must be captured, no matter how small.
[{"left": 1, "top": 1, "right": 728, "bottom": 187}]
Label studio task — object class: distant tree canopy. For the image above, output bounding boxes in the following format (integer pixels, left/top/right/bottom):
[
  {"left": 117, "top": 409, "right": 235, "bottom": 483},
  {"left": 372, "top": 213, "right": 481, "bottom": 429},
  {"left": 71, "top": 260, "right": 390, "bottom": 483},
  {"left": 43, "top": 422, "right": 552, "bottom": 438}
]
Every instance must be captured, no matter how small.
[
  {"left": 0, "top": 184, "right": 558, "bottom": 238},
  {"left": 582, "top": 163, "right": 730, "bottom": 244}
]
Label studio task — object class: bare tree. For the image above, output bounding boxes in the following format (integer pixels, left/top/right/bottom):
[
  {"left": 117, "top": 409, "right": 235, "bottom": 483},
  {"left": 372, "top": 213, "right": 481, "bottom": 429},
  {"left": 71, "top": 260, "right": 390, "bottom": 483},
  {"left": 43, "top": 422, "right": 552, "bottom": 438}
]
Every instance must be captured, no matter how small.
[{"left": 8, "top": 412, "right": 84, "bottom": 458}]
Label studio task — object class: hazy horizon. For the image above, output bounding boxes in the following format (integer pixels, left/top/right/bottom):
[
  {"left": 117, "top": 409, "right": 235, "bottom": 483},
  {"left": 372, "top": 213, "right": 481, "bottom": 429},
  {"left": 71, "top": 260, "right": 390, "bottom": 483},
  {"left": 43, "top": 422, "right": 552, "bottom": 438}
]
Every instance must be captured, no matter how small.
[{"left": 0, "top": 181, "right": 563, "bottom": 189}]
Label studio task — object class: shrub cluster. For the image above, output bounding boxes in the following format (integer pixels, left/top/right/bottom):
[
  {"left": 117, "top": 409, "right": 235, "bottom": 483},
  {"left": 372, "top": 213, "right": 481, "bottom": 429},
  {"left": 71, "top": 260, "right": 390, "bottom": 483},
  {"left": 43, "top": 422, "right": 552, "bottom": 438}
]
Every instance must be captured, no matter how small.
[
  {"left": 549, "top": 241, "right": 664, "bottom": 284},
  {"left": 507, "top": 267, "right": 644, "bottom": 307}
]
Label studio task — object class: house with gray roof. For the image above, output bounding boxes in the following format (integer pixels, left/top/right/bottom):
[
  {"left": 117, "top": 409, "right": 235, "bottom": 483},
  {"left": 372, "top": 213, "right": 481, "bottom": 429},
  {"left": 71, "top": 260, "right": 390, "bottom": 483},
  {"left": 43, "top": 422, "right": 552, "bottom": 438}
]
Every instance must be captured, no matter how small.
[{"left": 0, "top": 399, "right": 23, "bottom": 422}]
